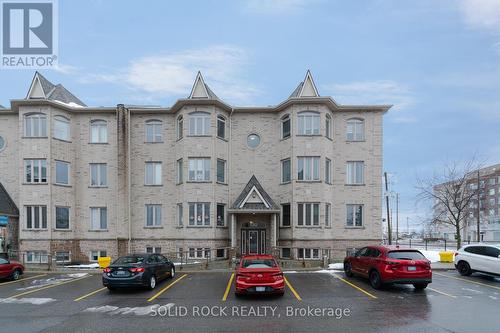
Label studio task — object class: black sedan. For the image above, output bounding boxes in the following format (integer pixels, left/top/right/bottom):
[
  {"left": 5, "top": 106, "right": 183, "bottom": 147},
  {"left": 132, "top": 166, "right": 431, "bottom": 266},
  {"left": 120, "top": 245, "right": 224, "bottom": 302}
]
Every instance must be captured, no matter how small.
[{"left": 102, "top": 253, "right": 175, "bottom": 290}]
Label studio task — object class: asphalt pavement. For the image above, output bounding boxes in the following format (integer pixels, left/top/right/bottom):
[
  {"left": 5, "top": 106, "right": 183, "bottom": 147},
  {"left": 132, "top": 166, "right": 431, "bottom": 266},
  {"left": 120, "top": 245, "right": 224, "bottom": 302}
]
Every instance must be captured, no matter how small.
[{"left": 0, "top": 269, "right": 499, "bottom": 333}]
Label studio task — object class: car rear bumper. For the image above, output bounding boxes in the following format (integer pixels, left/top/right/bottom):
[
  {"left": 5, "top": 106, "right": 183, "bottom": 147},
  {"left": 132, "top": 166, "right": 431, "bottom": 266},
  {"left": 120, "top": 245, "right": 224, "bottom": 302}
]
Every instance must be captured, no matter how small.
[
  {"left": 235, "top": 279, "right": 285, "bottom": 294},
  {"left": 383, "top": 277, "right": 432, "bottom": 285},
  {"left": 102, "top": 273, "right": 148, "bottom": 287}
]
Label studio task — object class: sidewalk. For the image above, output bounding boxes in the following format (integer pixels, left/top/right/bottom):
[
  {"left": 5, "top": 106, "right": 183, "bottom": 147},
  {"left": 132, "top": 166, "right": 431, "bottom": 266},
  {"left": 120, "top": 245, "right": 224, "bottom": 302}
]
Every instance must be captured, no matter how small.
[{"left": 431, "top": 261, "right": 455, "bottom": 270}]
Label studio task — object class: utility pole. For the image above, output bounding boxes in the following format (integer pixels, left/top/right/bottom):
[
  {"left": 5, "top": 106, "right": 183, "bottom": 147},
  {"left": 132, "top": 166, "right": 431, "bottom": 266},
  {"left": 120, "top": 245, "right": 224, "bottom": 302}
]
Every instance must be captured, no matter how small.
[
  {"left": 476, "top": 170, "right": 481, "bottom": 242},
  {"left": 396, "top": 192, "right": 399, "bottom": 245},
  {"left": 406, "top": 217, "right": 409, "bottom": 236},
  {"left": 384, "top": 172, "right": 392, "bottom": 245}
]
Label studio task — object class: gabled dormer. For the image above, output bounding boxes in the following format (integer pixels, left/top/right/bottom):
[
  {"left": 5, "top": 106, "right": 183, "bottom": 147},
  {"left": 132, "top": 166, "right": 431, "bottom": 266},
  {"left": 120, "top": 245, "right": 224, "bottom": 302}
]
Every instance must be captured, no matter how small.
[
  {"left": 289, "top": 70, "right": 320, "bottom": 98},
  {"left": 25, "top": 72, "right": 86, "bottom": 107},
  {"left": 188, "top": 71, "right": 219, "bottom": 100}
]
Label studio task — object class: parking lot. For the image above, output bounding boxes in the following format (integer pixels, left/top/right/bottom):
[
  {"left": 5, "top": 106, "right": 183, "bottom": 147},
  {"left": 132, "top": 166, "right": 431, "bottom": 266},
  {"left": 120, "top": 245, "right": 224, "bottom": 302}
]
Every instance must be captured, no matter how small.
[{"left": 0, "top": 269, "right": 499, "bottom": 333}]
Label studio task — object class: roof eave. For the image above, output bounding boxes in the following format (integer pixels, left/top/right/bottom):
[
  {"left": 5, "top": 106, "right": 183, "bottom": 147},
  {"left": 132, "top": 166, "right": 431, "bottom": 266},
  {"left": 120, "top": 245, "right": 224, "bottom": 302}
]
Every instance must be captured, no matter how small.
[{"left": 9, "top": 99, "right": 116, "bottom": 113}]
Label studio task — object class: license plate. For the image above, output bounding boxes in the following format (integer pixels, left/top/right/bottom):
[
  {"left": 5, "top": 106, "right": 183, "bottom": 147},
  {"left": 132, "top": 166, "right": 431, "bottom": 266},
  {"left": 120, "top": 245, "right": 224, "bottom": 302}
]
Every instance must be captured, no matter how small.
[
  {"left": 256, "top": 287, "right": 266, "bottom": 292},
  {"left": 407, "top": 266, "right": 416, "bottom": 271},
  {"left": 116, "top": 270, "right": 126, "bottom": 275}
]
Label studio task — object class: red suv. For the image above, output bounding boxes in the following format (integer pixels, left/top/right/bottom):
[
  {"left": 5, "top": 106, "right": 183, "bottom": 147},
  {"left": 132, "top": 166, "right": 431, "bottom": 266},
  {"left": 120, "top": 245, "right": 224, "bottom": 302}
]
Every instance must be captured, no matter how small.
[
  {"left": 0, "top": 257, "right": 25, "bottom": 281},
  {"left": 235, "top": 255, "right": 285, "bottom": 296},
  {"left": 343, "top": 245, "right": 432, "bottom": 290}
]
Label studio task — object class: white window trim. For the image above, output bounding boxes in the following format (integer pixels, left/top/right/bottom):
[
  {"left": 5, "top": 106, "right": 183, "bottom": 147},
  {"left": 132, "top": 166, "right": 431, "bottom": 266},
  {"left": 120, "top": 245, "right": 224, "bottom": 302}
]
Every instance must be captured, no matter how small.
[
  {"left": 90, "top": 120, "right": 108, "bottom": 143},
  {"left": 90, "top": 207, "right": 107, "bottom": 230},
  {"left": 188, "top": 112, "right": 210, "bottom": 136},
  {"left": 346, "top": 161, "right": 365, "bottom": 185},
  {"left": 216, "top": 203, "right": 226, "bottom": 227},
  {"left": 146, "top": 246, "right": 162, "bottom": 254},
  {"left": 89, "top": 250, "right": 107, "bottom": 262},
  {"left": 188, "top": 158, "right": 211, "bottom": 182},
  {"left": 325, "top": 114, "right": 332, "bottom": 139},
  {"left": 325, "top": 158, "right": 332, "bottom": 184},
  {"left": 26, "top": 251, "right": 49, "bottom": 263},
  {"left": 53, "top": 115, "right": 70, "bottom": 141},
  {"left": 297, "top": 248, "right": 321, "bottom": 260},
  {"left": 25, "top": 159, "right": 47, "bottom": 184},
  {"left": 24, "top": 113, "right": 47, "bottom": 137},
  {"left": 145, "top": 120, "right": 163, "bottom": 143},
  {"left": 177, "top": 159, "right": 183, "bottom": 184},
  {"left": 145, "top": 162, "right": 162, "bottom": 185},
  {"left": 297, "top": 203, "right": 320, "bottom": 226},
  {"left": 297, "top": 112, "right": 320, "bottom": 135},
  {"left": 188, "top": 202, "right": 211, "bottom": 226},
  {"left": 346, "top": 118, "right": 365, "bottom": 141},
  {"left": 177, "top": 116, "right": 184, "bottom": 140},
  {"left": 281, "top": 203, "right": 291, "bottom": 227},
  {"left": 55, "top": 206, "right": 70, "bottom": 230},
  {"left": 217, "top": 115, "right": 226, "bottom": 139},
  {"left": 188, "top": 247, "right": 211, "bottom": 259},
  {"left": 55, "top": 160, "right": 70, "bottom": 185},
  {"left": 281, "top": 114, "right": 291, "bottom": 139},
  {"left": 145, "top": 204, "right": 162, "bottom": 227},
  {"left": 297, "top": 157, "right": 320, "bottom": 181},
  {"left": 325, "top": 203, "right": 331, "bottom": 227},
  {"left": 25, "top": 205, "right": 47, "bottom": 230},
  {"left": 177, "top": 203, "right": 183, "bottom": 226},
  {"left": 346, "top": 204, "right": 364, "bottom": 227},
  {"left": 281, "top": 158, "right": 291, "bottom": 183},
  {"left": 216, "top": 159, "right": 226, "bottom": 183},
  {"left": 89, "top": 163, "right": 107, "bottom": 187}
]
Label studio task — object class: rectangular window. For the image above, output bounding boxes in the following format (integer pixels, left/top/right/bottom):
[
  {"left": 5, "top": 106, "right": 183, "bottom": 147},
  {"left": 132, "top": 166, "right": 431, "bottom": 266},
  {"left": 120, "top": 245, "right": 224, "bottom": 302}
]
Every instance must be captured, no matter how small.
[
  {"left": 298, "top": 113, "right": 320, "bottom": 135},
  {"left": 188, "top": 203, "right": 210, "bottom": 226},
  {"left": 217, "top": 159, "right": 226, "bottom": 183},
  {"left": 325, "top": 115, "right": 332, "bottom": 139},
  {"left": 145, "top": 121, "right": 162, "bottom": 142},
  {"left": 25, "top": 206, "right": 47, "bottom": 229},
  {"left": 346, "top": 204, "right": 363, "bottom": 227},
  {"left": 297, "top": 203, "right": 320, "bottom": 226},
  {"left": 90, "top": 250, "right": 107, "bottom": 261},
  {"left": 90, "top": 207, "right": 107, "bottom": 230},
  {"left": 489, "top": 188, "right": 495, "bottom": 196},
  {"left": 177, "top": 159, "right": 183, "bottom": 184},
  {"left": 177, "top": 116, "right": 183, "bottom": 140},
  {"left": 55, "top": 206, "right": 70, "bottom": 229},
  {"left": 281, "top": 204, "right": 291, "bottom": 227},
  {"left": 188, "top": 247, "right": 211, "bottom": 259},
  {"left": 90, "top": 163, "right": 107, "bottom": 187},
  {"left": 25, "top": 159, "right": 47, "bottom": 183},
  {"left": 216, "top": 248, "right": 226, "bottom": 258},
  {"left": 177, "top": 203, "right": 183, "bottom": 226},
  {"left": 145, "top": 162, "right": 162, "bottom": 185},
  {"left": 216, "top": 204, "right": 225, "bottom": 227},
  {"left": 55, "top": 251, "right": 70, "bottom": 263},
  {"left": 189, "top": 113, "right": 210, "bottom": 135},
  {"left": 146, "top": 247, "right": 162, "bottom": 254},
  {"left": 145, "top": 204, "right": 162, "bottom": 227},
  {"left": 346, "top": 119, "right": 365, "bottom": 141},
  {"left": 26, "top": 251, "right": 48, "bottom": 263},
  {"left": 281, "top": 116, "right": 291, "bottom": 139},
  {"left": 90, "top": 121, "right": 107, "bottom": 143},
  {"left": 325, "top": 203, "right": 331, "bottom": 227},
  {"left": 297, "top": 248, "right": 320, "bottom": 259},
  {"left": 54, "top": 116, "right": 70, "bottom": 141},
  {"left": 188, "top": 158, "right": 210, "bottom": 181},
  {"left": 24, "top": 114, "right": 47, "bottom": 137},
  {"left": 325, "top": 158, "right": 331, "bottom": 184},
  {"left": 297, "top": 157, "right": 320, "bottom": 181},
  {"left": 55, "top": 160, "right": 70, "bottom": 185},
  {"left": 217, "top": 116, "right": 226, "bottom": 139},
  {"left": 488, "top": 178, "right": 496, "bottom": 186},
  {"left": 281, "top": 248, "right": 291, "bottom": 259},
  {"left": 281, "top": 159, "right": 291, "bottom": 183},
  {"left": 346, "top": 161, "right": 364, "bottom": 185}
]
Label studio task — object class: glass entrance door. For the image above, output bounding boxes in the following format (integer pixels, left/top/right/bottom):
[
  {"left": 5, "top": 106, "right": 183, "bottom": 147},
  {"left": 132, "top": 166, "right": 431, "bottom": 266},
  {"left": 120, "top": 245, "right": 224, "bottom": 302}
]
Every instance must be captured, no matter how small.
[{"left": 241, "top": 229, "right": 266, "bottom": 255}]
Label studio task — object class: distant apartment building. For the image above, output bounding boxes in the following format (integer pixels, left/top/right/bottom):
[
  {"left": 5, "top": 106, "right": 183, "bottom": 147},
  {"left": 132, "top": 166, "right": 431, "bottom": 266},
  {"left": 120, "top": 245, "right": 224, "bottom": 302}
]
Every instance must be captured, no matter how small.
[
  {"left": 430, "top": 164, "right": 500, "bottom": 242},
  {"left": 0, "top": 71, "right": 390, "bottom": 264}
]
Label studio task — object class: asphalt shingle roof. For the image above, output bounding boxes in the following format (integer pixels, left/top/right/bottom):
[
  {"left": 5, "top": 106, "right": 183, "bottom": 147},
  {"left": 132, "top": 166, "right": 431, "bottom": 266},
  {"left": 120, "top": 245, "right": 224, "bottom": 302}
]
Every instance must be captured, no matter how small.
[
  {"left": 231, "top": 175, "right": 279, "bottom": 210},
  {"left": 0, "top": 182, "right": 19, "bottom": 216}
]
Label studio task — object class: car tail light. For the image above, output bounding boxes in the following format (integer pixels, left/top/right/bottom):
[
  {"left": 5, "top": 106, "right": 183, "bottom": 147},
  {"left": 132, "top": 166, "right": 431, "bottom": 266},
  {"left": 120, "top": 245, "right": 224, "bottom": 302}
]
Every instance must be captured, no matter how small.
[
  {"left": 236, "top": 273, "right": 251, "bottom": 280},
  {"left": 272, "top": 273, "right": 284, "bottom": 281},
  {"left": 385, "top": 260, "right": 400, "bottom": 270},
  {"left": 103, "top": 268, "right": 111, "bottom": 273},
  {"left": 129, "top": 267, "right": 145, "bottom": 273}
]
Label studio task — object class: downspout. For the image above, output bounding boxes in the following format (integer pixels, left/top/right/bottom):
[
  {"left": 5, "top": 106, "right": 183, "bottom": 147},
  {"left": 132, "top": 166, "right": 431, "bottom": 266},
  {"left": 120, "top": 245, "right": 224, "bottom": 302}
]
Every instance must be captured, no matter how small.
[
  {"left": 229, "top": 107, "right": 234, "bottom": 251},
  {"left": 127, "top": 107, "right": 132, "bottom": 253}
]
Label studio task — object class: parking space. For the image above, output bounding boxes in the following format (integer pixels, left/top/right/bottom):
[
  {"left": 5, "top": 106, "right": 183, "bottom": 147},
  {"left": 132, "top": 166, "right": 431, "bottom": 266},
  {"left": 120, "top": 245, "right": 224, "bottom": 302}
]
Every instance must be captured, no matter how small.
[{"left": 0, "top": 269, "right": 499, "bottom": 332}]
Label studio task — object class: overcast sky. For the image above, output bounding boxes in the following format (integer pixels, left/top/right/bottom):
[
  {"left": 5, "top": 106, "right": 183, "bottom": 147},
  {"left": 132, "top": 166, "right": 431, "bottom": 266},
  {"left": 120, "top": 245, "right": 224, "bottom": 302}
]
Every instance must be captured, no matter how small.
[{"left": 1, "top": 0, "right": 500, "bottom": 231}]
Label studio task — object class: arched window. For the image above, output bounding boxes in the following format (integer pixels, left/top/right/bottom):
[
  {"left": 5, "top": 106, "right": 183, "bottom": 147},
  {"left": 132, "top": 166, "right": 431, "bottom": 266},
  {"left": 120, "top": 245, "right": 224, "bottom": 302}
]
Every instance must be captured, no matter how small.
[
  {"left": 281, "top": 114, "right": 291, "bottom": 139},
  {"left": 189, "top": 112, "right": 210, "bottom": 136},
  {"left": 24, "top": 113, "right": 47, "bottom": 137},
  {"left": 54, "top": 115, "right": 70, "bottom": 141},
  {"left": 145, "top": 119, "right": 162, "bottom": 143},
  {"left": 346, "top": 118, "right": 364, "bottom": 141},
  {"left": 297, "top": 111, "right": 320, "bottom": 135},
  {"left": 325, "top": 114, "right": 332, "bottom": 139},
  {"left": 177, "top": 116, "right": 183, "bottom": 140},
  {"left": 90, "top": 119, "right": 107, "bottom": 143},
  {"left": 217, "top": 115, "right": 226, "bottom": 139}
]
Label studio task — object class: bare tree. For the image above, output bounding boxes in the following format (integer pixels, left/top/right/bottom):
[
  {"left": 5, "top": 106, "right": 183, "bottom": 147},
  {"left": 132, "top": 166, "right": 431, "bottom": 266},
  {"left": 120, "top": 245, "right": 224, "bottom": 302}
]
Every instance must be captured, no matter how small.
[{"left": 416, "top": 158, "right": 482, "bottom": 249}]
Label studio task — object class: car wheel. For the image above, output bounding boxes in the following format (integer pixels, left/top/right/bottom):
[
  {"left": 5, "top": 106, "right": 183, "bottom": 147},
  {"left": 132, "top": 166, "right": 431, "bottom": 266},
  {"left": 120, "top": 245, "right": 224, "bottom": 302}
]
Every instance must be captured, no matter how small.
[
  {"left": 413, "top": 283, "right": 428, "bottom": 290},
  {"left": 344, "top": 262, "right": 354, "bottom": 277},
  {"left": 148, "top": 275, "right": 157, "bottom": 290},
  {"left": 457, "top": 261, "right": 472, "bottom": 276},
  {"left": 107, "top": 286, "right": 115, "bottom": 291},
  {"left": 170, "top": 267, "right": 175, "bottom": 279},
  {"left": 11, "top": 269, "right": 21, "bottom": 281},
  {"left": 369, "top": 270, "right": 382, "bottom": 289}
]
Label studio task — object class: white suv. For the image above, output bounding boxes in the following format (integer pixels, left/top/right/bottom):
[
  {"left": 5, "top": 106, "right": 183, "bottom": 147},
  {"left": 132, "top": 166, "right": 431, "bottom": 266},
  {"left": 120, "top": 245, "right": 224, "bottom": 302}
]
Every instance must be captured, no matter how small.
[{"left": 454, "top": 244, "right": 500, "bottom": 276}]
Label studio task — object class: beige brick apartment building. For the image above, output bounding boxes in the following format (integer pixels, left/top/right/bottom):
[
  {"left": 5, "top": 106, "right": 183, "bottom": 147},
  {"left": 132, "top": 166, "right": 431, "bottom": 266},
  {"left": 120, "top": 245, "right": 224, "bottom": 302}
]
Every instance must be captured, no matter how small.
[{"left": 0, "top": 71, "right": 390, "bottom": 264}]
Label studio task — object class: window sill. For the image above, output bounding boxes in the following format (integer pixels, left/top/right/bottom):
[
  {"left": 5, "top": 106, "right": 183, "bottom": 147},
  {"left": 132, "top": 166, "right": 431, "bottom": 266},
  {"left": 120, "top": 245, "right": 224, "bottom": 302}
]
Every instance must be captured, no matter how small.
[
  {"left": 186, "top": 225, "right": 212, "bottom": 228},
  {"left": 22, "top": 136, "right": 48, "bottom": 139},
  {"left": 22, "top": 229, "right": 48, "bottom": 231},
  {"left": 345, "top": 226, "right": 365, "bottom": 229},
  {"left": 346, "top": 140, "right": 366, "bottom": 143},
  {"left": 54, "top": 183, "right": 71, "bottom": 188},
  {"left": 279, "top": 225, "right": 292, "bottom": 228},
  {"left": 280, "top": 136, "right": 291, "bottom": 141},
  {"left": 176, "top": 182, "right": 183, "bottom": 185},
  {"left": 144, "top": 226, "right": 163, "bottom": 229},
  {"left": 22, "top": 182, "right": 48, "bottom": 185},
  {"left": 89, "top": 186, "right": 108, "bottom": 188},
  {"left": 295, "top": 226, "right": 321, "bottom": 229},
  {"left": 217, "top": 136, "right": 228, "bottom": 142},
  {"left": 216, "top": 225, "right": 228, "bottom": 228},
  {"left": 88, "top": 142, "right": 109, "bottom": 145},
  {"left": 88, "top": 229, "right": 109, "bottom": 232},
  {"left": 325, "top": 137, "right": 333, "bottom": 141},
  {"left": 187, "top": 135, "right": 212, "bottom": 138},
  {"left": 296, "top": 134, "right": 322, "bottom": 137},
  {"left": 325, "top": 182, "right": 333, "bottom": 185},
  {"left": 53, "top": 137, "right": 72, "bottom": 143},
  {"left": 296, "top": 180, "right": 322, "bottom": 183},
  {"left": 216, "top": 181, "right": 228, "bottom": 186},
  {"left": 144, "top": 141, "right": 164, "bottom": 144},
  {"left": 280, "top": 181, "right": 291, "bottom": 185},
  {"left": 345, "top": 184, "right": 366, "bottom": 186},
  {"left": 186, "top": 181, "right": 212, "bottom": 184},
  {"left": 144, "top": 184, "right": 163, "bottom": 187},
  {"left": 53, "top": 228, "right": 72, "bottom": 232}
]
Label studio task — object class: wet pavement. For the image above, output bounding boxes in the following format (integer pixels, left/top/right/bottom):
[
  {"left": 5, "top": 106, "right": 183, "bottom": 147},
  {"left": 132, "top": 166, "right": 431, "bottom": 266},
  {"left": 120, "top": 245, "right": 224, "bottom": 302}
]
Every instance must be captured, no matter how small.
[{"left": 0, "top": 269, "right": 499, "bottom": 332}]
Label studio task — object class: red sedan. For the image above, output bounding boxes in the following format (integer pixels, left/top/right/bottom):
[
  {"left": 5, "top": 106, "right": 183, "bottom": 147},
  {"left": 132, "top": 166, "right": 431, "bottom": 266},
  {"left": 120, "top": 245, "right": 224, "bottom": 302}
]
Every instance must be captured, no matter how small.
[
  {"left": 0, "top": 257, "right": 24, "bottom": 281},
  {"left": 235, "top": 255, "right": 285, "bottom": 296},
  {"left": 343, "top": 245, "right": 432, "bottom": 290}
]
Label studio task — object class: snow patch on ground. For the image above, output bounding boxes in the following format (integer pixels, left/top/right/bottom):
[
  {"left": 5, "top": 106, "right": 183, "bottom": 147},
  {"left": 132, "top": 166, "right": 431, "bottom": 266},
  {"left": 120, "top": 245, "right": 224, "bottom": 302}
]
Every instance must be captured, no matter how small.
[
  {"left": 0, "top": 298, "right": 56, "bottom": 305},
  {"left": 15, "top": 273, "right": 88, "bottom": 291},
  {"left": 173, "top": 261, "right": 201, "bottom": 266},
  {"left": 83, "top": 303, "right": 174, "bottom": 316},
  {"left": 64, "top": 263, "right": 100, "bottom": 269},
  {"left": 419, "top": 250, "right": 443, "bottom": 263},
  {"left": 328, "top": 263, "right": 344, "bottom": 270}
]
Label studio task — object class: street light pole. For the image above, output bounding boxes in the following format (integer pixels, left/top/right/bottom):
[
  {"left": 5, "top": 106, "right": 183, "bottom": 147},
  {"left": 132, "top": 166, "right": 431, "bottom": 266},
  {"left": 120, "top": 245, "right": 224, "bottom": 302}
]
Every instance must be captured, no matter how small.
[
  {"left": 396, "top": 192, "right": 399, "bottom": 245},
  {"left": 477, "top": 170, "right": 480, "bottom": 242},
  {"left": 384, "top": 172, "right": 392, "bottom": 245}
]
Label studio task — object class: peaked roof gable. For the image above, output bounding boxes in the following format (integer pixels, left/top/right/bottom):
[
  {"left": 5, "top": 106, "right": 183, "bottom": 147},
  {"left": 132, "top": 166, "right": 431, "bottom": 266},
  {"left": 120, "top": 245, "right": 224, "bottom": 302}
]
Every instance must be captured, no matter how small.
[
  {"left": 231, "top": 175, "right": 279, "bottom": 210},
  {"left": 289, "top": 70, "right": 320, "bottom": 98},
  {"left": 0, "top": 182, "right": 19, "bottom": 216},
  {"left": 188, "top": 71, "right": 219, "bottom": 99},
  {"left": 26, "top": 72, "right": 86, "bottom": 106}
]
